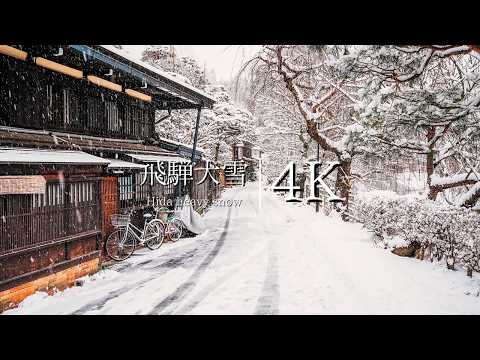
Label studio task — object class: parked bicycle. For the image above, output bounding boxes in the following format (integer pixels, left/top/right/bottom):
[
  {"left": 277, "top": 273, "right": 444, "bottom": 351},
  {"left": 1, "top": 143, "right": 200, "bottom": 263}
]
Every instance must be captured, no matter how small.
[
  {"left": 156, "top": 207, "right": 184, "bottom": 242},
  {"left": 105, "top": 210, "right": 165, "bottom": 261}
]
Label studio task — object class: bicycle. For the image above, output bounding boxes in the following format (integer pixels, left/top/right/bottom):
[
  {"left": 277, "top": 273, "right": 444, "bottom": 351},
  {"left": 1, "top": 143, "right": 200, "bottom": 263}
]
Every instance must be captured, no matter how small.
[
  {"left": 105, "top": 210, "right": 165, "bottom": 261},
  {"left": 156, "top": 207, "right": 184, "bottom": 242}
]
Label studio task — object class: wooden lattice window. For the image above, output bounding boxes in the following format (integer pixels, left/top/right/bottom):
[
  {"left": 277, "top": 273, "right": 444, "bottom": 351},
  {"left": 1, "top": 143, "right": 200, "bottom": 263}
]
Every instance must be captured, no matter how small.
[{"left": 0, "top": 179, "right": 100, "bottom": 256}]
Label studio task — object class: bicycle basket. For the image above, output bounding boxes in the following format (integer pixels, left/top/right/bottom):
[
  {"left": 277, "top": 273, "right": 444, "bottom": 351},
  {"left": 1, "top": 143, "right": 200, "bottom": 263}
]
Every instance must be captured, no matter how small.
[
  {"left": 157, "top": 207, "right": 171, "bottom": 222},
  {"left": 111, "top": 214, "right": 130, "bottom": 228}
]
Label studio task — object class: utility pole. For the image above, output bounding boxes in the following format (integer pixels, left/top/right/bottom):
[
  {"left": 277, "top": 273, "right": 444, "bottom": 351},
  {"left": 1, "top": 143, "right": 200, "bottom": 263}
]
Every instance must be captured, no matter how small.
[
  {"left": 203, "top": 61, "right": 206, "bottom": 85},
  {"left": 170, "top": 45, "right": 176, "bottom": 72},
  {"left": 189, "top": 105, "right": 202, "bottom": 198}
]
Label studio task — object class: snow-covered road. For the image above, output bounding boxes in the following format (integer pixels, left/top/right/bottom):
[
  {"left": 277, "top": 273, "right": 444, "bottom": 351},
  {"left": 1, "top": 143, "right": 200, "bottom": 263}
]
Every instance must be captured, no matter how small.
[{"left": 5, "top": 183, "right": 480, "bottom": 314}]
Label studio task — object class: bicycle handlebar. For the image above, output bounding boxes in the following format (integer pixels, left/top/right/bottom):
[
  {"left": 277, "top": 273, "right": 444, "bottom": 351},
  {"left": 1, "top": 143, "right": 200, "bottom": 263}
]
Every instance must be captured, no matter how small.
[{"left": 123, "top": 206, "right": 175, "bottom": 216}]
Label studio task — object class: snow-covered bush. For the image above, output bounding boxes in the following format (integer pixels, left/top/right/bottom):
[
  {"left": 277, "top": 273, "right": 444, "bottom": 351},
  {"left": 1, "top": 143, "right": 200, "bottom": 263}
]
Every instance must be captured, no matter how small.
[{"left": 356, "top": 196, "right": 480, "bottom": 276}]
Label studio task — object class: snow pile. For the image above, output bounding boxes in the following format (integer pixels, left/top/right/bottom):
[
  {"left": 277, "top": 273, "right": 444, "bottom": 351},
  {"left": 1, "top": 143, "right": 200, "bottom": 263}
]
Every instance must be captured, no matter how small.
[
  {"left": 4, "top": 269, "right": 122, "bottom": 315},
  {"left": 355, "top": 195, "right": 480, "bottom": 276},
  {"left": 356, "top": 189, "right": 421, "bottom": 202},
  {"left": 179, "top": 195, "right": 205, "bottom": 235}
]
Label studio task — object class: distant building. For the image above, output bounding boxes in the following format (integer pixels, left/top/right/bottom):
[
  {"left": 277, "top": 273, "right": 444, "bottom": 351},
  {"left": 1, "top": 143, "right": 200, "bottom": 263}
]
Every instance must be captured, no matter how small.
[{"left": 231, "top": 141, "right": 260, "bottom": 186}]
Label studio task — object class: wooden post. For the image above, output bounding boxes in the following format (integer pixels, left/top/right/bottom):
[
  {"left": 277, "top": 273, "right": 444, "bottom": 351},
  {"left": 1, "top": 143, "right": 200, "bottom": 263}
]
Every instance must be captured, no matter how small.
[{"left": 189, "top": 105, "right": 202, "bottom": 198}]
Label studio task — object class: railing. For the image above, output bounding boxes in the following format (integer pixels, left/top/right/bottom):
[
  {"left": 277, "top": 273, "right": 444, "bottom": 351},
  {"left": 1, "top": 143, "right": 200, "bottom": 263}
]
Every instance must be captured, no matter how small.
[{"left": 0, "top": 179, "right": 101, "bottom": 256}]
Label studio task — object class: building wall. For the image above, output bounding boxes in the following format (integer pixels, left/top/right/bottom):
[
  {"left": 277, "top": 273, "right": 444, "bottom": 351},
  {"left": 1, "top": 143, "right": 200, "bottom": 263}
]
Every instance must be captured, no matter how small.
[
  {"left": 0, "top": 165, "right": 104, "bottom": 313},
  {"left": 0, "top": 257, "right": 99, "bottom": 313}
]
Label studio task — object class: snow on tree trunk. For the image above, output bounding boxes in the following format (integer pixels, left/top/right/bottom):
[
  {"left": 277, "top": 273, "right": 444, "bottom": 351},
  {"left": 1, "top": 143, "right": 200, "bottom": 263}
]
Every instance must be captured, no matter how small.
[{"left": 336, "top": 159, "right": 352, "bottom": 220}]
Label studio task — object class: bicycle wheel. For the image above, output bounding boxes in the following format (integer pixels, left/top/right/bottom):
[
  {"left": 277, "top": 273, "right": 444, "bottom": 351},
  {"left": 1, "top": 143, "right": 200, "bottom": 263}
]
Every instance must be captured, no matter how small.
[
  {"left": 145, "top": 219, "right": 165, "bottom": 250},
  {"left": 167, "top": 218, "right": 183, "bottom": 242},
  {"left": 105, "top": 228, "right": 136, "bottom": 261}
]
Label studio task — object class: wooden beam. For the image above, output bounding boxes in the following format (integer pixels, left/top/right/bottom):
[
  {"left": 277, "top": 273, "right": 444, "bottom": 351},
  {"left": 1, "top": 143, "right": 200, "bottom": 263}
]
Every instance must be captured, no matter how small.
[
  {"left": 0, "top": 45, "right": 28, "bottom": 61},
  {"left": 35, "top": 57, "right": 83, "bottom": 79},
  {"left": 87, "top": 75, "right": 122, "bottom": 93},
  {"left": 125, "top": 88, "right": 152, "bottom": 102}
]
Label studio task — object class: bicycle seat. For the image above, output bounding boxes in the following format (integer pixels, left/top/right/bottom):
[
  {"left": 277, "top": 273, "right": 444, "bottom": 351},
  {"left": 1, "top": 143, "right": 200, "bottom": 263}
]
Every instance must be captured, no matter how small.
[{"left": 143, "top": 213, "right": 153, "bottom": 219}]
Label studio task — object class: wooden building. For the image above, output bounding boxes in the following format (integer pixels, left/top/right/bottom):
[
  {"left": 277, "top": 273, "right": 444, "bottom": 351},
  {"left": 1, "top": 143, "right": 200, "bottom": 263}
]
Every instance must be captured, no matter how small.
[
  {"left": 231, "top": 140, "right": 259, "bottom": 185},
  {"left": 0, "top": 45, "right": 217, "bottom": 312}
]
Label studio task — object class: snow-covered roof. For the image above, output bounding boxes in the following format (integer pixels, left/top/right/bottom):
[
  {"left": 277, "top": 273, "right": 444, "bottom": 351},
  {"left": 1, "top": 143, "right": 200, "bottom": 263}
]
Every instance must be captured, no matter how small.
[
  {"left": 0, "top": 148, "right": 110, "bottom": 165},
  {"left": 98, "top": 45, "right": 216, "bottom": 104},
  {"left": 107, "top": 159, "right": 147, "bottom": 170},
  {"left": 158, "top": 136, "right": 205, "bottom": 154},
  {"left": 126, "top": 153, "right": 189, "bottom": 164}
]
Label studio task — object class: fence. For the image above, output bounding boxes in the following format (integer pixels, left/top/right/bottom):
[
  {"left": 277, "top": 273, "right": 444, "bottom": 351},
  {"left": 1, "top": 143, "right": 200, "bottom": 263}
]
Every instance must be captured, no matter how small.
[{"left": 0, "top": 178, "right": 101, "bottom": 256}]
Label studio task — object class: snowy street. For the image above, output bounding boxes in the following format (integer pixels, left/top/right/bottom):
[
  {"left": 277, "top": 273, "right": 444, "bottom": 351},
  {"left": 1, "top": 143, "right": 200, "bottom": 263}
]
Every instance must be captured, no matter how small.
[{"left": 5, "top": 183, "right": 480, "bottom": 315}]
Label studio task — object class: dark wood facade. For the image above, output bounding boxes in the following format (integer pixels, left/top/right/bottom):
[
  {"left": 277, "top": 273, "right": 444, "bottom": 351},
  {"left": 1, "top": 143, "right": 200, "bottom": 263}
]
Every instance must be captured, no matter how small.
[
  {"left": 0, "top": 55, "right": 154, "bottom": 140},
  {"left": 232, "top": 141, "right": 258, "bottom": 184}
]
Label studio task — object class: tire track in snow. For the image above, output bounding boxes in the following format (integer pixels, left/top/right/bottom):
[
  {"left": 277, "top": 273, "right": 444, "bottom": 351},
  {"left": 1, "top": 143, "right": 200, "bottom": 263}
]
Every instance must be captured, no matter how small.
[
  {"left": 173, "top": 246, "right": 267, "bottom": 314},
  {"left": 148, "top": 206, "right": 233, "bottom": 315},
  {"left": 71, "top": 265, "right": 178, "bottom": 315},
  {"left": 253, "top": 240, "right": 279, "bottom": 315},
  {"left": 77, "top": 188, "right": 241, "bottom": 315},
  {"left": 72, "top": 245, "right": 207, "bottom": 314},
  {"left": 71, "top": 276, "right": 155, "bottom": 315},
  {"left": 253, "top": 192, "right": 281, "bottom": 315},
  {"left": 173, "top": 186, "right": 272, "bottom": 314}
]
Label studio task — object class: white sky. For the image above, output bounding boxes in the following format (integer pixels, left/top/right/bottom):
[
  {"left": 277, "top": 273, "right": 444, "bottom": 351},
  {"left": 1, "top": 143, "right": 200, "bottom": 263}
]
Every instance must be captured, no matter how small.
[{"left": 123, "top": 45, "right": 260, "bottom": 82}]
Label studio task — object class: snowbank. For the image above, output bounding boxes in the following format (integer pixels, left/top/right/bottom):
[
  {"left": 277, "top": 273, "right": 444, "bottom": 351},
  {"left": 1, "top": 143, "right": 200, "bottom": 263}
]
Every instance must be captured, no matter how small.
[{"left": 355, "top": 195, "right": 480, "bottom": 276}]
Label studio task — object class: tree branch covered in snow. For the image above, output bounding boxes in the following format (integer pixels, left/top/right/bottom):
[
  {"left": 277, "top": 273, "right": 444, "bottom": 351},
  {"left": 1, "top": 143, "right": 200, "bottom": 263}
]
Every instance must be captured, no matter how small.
[
  {"left": 240, "top": 44, "right": 480, "bottom": 209},
  {"left": 248, "top": 45, "right": 374, "bottom": 212},
  {"left": 334, "top": 45, "right": 480, "bottom": 203},
  {"left": 142, "top": 46, "right": 256, "bottom": 164}
]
